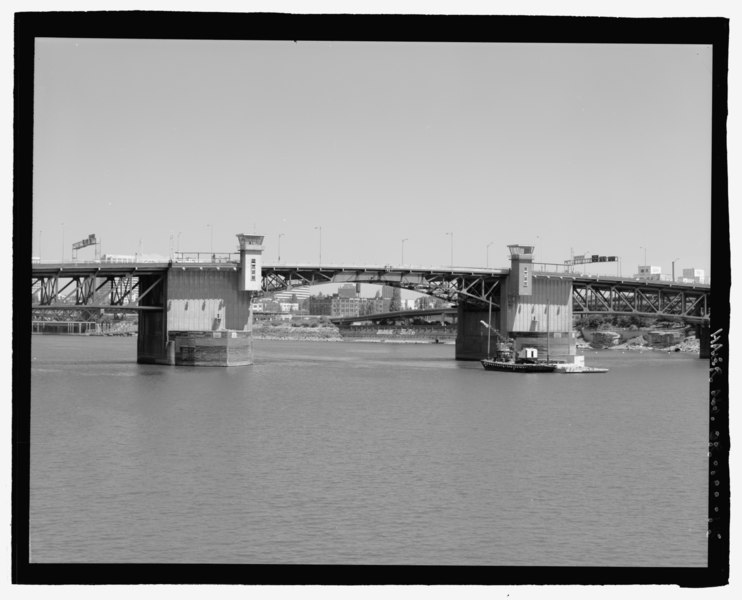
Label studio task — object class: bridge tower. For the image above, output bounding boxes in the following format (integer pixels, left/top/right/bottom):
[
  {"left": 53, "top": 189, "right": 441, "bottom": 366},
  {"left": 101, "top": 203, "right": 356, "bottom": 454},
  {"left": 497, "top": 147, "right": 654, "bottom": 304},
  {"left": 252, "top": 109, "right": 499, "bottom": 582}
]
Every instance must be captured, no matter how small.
[
  {"left": 500, "top": 244, "right": 576, "bottom": 362},
  {"left": 454, "top": 244, "right": 577, "bottom": 361},
  {"left": 237, "top": 233, "right": 264, "bottom": 292}
]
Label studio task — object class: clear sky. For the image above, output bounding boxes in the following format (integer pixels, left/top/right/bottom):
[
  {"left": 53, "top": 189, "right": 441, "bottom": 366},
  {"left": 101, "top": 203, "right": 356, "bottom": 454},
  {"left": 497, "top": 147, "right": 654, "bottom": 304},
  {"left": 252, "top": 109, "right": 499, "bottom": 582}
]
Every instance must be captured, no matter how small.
[{"left": 32, "top": 38, "right": 712, "bottom": 278}]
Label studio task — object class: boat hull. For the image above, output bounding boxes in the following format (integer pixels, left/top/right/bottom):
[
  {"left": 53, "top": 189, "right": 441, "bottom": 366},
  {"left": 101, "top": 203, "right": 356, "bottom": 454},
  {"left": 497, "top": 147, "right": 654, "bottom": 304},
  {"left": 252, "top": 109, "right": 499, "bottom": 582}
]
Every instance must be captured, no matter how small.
[{"left": 480, "top": 359, "right": 556, "bottom": 373}]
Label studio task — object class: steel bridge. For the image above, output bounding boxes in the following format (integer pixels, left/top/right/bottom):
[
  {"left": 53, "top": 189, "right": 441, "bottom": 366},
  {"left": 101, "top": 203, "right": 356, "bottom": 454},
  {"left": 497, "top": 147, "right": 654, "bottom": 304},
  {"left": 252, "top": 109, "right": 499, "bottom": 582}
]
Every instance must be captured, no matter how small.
[
  {"left": 31, "top": 262, "right": 171, "bottom": 318},
  {"left": 261, "top": 264, "right": 508, "bottom": 308},
  {"left": 568, "top": 275, "right": 710, "bottom": 324},
  {"left": 31, "top": 261, "right": 711, "bottom": 323}
]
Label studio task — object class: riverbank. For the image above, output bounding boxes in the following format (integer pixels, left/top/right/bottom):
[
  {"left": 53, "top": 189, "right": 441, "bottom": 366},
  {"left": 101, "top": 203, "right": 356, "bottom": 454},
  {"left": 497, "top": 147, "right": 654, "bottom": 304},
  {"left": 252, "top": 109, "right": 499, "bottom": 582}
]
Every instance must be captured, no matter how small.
[
  {"left": 252, "top": 323, "right": 455, "bottom": 344},
  {"left": 49, "top": 322, "right": 702, "bottom": 353},
  {"left": 577, "top": 328, "right": 700, "bottom": 354},
  {"left": 252, "top": 324, "right": 343, "bottom": 342}
]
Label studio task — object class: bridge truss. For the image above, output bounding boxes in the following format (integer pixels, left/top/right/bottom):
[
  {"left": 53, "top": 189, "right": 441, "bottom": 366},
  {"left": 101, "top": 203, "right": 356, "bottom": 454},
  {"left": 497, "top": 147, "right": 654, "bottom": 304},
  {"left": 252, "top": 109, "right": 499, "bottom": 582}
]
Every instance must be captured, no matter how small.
[
  {"left": 570, "top": 278, "right": 710, "bottom": 323},
  {"left": 31, "top": 264, "right": 167, "bottom": 317},
  {"left": 30, "top": 264, "right": 712, "bottom": 324},
  {"left": 261, "top": 266, "right": 506, "bottom": 308}
]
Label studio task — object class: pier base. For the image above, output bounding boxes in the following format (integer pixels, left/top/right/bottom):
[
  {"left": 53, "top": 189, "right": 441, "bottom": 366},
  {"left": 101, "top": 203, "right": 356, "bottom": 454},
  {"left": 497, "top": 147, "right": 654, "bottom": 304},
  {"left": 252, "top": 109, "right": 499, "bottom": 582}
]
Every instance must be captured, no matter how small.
[{"left": 168, "top": 330, "right": 254, "bottom": 366}]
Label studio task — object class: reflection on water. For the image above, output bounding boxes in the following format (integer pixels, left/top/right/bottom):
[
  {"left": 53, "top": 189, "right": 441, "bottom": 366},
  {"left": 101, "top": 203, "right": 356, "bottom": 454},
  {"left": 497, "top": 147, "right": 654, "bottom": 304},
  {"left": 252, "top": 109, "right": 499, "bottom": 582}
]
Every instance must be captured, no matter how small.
[{"left": 30, "top": 336, "right": 708, "bottom": 566}]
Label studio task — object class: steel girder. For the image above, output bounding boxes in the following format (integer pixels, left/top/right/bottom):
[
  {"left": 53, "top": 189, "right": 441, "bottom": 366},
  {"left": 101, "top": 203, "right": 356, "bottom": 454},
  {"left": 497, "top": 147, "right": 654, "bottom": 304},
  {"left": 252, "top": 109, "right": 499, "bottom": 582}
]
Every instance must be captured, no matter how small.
[
  {"left": 572, "top": 280, "right": 710, "bottom": 322},
  {"left": 261, "top": 267, "right": 503, "bottom": 308},
  {"left": 32, "top": 271, "right": 164, "bottom": 311}
]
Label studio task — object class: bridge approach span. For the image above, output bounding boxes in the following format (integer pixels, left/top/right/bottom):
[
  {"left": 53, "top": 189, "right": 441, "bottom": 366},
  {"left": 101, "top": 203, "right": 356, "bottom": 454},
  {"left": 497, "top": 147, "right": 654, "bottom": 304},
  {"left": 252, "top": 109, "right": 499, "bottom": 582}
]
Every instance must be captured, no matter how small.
[{"left": 567, "top": 275, "right": 710, "bottom": 324}]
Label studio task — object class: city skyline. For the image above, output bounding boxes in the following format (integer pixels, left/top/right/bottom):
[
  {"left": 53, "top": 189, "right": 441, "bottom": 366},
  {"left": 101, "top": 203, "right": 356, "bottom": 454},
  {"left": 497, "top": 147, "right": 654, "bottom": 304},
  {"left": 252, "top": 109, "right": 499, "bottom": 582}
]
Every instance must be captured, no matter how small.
[{"left": 32, "top": 38, "right": 713, "bottom": 279}]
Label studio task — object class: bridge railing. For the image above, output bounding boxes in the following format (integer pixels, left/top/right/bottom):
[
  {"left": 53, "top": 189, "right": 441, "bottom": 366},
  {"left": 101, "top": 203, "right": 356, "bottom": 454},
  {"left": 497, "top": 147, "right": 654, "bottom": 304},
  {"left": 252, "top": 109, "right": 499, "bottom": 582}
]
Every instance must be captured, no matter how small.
[{"left": 173, "top": 252, "right": 240, "bottom": 264}]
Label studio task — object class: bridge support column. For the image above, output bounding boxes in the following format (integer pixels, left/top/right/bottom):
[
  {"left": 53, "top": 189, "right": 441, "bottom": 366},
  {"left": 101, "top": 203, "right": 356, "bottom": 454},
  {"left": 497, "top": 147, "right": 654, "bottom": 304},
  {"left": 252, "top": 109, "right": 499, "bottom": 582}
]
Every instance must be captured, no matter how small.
[
  {"left": 136, "top": 273, "right": 169, "bottom": 364},
  {"left": 455, "top": 305, "right": 496, "bottom": 361}
]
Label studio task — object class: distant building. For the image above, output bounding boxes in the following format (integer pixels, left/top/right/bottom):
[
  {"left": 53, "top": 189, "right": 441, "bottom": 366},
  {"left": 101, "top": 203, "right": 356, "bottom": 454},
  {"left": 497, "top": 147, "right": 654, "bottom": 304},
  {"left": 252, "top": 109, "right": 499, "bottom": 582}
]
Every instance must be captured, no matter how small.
[
  {"left": 635, "top": 265, "right": 663, "bottom": 281},
  {"left": 360, "top": 297, "right": 391, "bottom": 315},
  {"left": 682, "top": 268, "right": 707, "bottom": 284},
  {"left": 309, "top": 295, "right": 333, "bottom": 316},
  {"left": 331, "top": 295, "right": 360, "bottom": 317},
  {"left": 415, "top": 296, "right": 450, "bottom": 310}
]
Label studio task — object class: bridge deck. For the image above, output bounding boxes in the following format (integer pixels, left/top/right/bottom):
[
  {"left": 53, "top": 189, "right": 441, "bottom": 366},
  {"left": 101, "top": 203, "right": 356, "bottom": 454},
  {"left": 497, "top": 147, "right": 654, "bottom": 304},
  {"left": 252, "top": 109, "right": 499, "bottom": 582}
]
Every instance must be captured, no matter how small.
[
  {"left": 31, "top": 262, "right": 709, "bottom": 290},
  {"left": 31, "top": 262, "right": 710, "bottom": 320}
]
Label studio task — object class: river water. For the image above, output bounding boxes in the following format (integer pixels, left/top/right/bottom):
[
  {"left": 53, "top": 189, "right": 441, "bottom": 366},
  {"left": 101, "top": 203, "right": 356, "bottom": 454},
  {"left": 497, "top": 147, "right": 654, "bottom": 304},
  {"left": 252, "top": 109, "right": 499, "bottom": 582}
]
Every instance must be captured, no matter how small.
[{"left": 29, "top": 336, "right": 709, "bottom": 566}]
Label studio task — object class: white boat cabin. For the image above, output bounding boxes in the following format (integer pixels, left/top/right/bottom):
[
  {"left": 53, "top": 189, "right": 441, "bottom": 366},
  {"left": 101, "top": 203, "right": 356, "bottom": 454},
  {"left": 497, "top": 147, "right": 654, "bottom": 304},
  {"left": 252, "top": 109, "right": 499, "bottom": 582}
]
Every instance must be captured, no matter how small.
[{"left": 518, "top": 347, "right": 539, "bottom": 361}]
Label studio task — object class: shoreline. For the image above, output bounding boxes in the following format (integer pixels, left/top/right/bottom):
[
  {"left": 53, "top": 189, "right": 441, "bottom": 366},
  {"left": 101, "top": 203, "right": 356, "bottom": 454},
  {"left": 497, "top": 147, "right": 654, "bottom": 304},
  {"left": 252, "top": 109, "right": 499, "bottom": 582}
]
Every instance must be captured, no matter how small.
[{"left": 42, "top": 324, "right": 702, "bottom": 353}]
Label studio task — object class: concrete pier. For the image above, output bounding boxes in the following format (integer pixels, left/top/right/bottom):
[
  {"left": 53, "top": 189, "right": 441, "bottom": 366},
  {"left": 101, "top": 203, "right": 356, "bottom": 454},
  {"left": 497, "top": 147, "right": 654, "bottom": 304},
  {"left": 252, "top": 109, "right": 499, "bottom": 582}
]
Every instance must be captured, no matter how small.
[
  {"left": 137, "top": 233, "right": 264, "bottom": 366},
  {"left": 167, "top": 330, "right": 254, "bottom": 366}
]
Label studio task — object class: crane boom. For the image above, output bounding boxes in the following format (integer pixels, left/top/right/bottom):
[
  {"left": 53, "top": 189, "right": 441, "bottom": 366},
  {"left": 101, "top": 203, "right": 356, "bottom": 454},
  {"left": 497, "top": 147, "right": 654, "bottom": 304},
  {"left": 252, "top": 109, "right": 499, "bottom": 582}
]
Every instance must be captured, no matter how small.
[{"left": 479, "top": 320, "right": 511, "bottom": 344}]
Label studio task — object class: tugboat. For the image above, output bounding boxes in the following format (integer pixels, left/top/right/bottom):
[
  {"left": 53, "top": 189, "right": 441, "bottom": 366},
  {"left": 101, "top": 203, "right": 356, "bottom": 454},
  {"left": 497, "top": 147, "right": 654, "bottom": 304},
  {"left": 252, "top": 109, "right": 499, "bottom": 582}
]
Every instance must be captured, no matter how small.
[
  {"left": 479, "top": 319, "right": 556, "bottom": 373},
  {"left": 481, "top": 344, "right": 557, "bottom": 373}
]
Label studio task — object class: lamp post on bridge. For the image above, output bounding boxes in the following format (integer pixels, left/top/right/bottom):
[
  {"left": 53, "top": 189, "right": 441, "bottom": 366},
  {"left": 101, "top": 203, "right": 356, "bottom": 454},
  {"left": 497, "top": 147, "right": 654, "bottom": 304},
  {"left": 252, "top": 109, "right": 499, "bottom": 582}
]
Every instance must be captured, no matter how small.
[
  {"left": 445, "top": 232, "right": 453, "bottom": 268},
  {"left": 486, "top": 241, "right": 493, "bottom": 268},
  {"left": 314, "top": 226, "right": 322, "bottom": 266},
  {"left": 536, "top": 235, "right": 540, "bottom": 267},
  {"left": 401, "top": 238, "right": 408, "bottom": 265},
  {"left": 278, "top": 233, "right": 284, "bottom": 263}
]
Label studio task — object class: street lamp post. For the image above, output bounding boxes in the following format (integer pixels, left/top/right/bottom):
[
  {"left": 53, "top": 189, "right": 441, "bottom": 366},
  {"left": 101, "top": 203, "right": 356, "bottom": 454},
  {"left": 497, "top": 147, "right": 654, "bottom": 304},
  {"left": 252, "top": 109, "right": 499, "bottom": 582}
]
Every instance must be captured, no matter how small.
[
  {"left": 445, "top": 232, "right": 453, "bottom": 268},
  {"left": 486, "top": 241, "right": 493, "bottom": 268},
  {"left": 314, "top": 226, "right": 322, "bottom": 265},
  {"left": 401, "top": 238, "right": 408, "bottom": 265},
  {"left": 278, "top": 233, "right": 284, "bottom": 263},
  {"left": 536, "top": 236, "right": 540, "bottom": 266}
]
